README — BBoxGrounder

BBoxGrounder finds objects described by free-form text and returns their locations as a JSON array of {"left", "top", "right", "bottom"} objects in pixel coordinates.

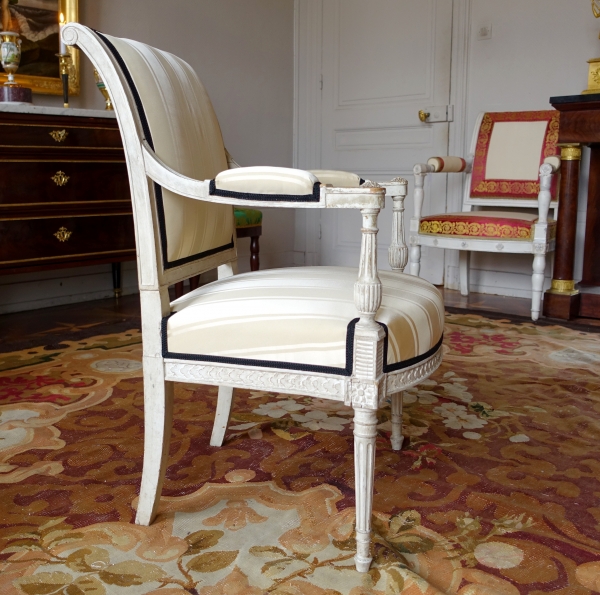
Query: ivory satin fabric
[
  {"left": 105, "top": 35, "right": 234, "bottom": 264},
  {"left": 167, "top": 267, "right": 444, "bottom": 371}
]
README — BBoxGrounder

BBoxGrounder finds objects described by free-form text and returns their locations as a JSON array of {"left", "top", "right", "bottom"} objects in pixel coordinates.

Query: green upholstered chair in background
[{"left": 234, "top": 207, "right": 262, "bottom": 271}]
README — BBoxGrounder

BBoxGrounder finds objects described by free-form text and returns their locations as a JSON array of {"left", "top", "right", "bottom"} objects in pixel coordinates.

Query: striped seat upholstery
[{"left": 166, "top": 267, "right": 444, "bottom": 374}]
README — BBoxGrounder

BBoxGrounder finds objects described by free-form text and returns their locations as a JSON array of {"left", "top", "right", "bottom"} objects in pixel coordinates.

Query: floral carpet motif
[{"left": 0, "top": 314, "right": 599, "bottom": 594}]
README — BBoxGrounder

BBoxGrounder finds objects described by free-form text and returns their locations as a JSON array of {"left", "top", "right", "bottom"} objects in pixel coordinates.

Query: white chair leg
[
  {"left": 409, "top": 244, "right": 421, "bottom": 276},
  {"left": 353, "top": 407, "right": 377, "bottom": 573},
  {"left": 135, "top": 356, "right": 174, "bottom": 526},
  {"left": 210, "top": 385, "right": 235, "bottom": 447},
  {"left": 531, "top": 253, "right": 546, "bottom": 321},
  {"left": 459, "top": 250, "right": 470, "bottom": 297},
  {"left": 390, "top": 392, "right": 404, "bottom": 451}
]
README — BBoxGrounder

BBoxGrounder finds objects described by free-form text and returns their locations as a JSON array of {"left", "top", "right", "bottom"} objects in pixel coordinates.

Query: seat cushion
[
  {"left": 165, "top": 267, "right": 444, "bottom": 376},
  {"left": 419, "top": 211, "right": 556, "bottom": 241},
  {"left": 234, "top": 208, "right": 263, "bottom": 229}
]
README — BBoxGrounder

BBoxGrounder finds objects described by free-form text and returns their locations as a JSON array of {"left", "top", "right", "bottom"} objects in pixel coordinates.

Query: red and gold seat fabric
[{"left": 419, "top": 211, "right": 556, "bottom": 241}]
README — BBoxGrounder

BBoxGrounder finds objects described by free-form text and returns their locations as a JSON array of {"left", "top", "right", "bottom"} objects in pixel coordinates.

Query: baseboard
[
  {"left": 445, "top": 265, "right": 552, "bottom": 299},
  {"left": 0, "top": 262, "right": 139, "bottom": 315}
]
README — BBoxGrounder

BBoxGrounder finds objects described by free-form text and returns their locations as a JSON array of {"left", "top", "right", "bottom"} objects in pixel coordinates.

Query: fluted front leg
[
  {"left": 387, "top": 178, "right": 409, "bottom": 272},
  {"left": 353, "top": 407, "right": 378, "bottom": 572},
  {"left": 351, "top": 202, "right": 385, "bottom": 572}
]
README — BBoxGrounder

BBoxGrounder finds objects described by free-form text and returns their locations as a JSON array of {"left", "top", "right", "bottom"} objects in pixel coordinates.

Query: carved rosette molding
[
  {"left": 165, "top": 361, "right": 346, "bottom": 400},
  {"left": 533, "top": 242, "right": 548, "bottom": 254},
  {"left": 386, "top": 348, "right": 443, "bottom": 394}
]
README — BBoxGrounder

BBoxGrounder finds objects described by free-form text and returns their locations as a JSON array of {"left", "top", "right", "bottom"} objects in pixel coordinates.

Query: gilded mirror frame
[{"left": 0, "top": 0, "right": 79, "bottom": 96}]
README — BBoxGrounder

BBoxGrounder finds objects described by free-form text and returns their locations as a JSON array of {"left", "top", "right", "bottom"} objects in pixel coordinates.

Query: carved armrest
[{"left": 142, "top": 143, "right": 385, "bottom": 210}]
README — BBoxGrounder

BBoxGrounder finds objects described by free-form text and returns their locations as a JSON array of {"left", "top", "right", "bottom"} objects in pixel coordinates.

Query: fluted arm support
[
  {"left": 384, "top": 177, "right": 408, "bottom": 272},
  {"left": 412, "top": 164, "right": 432, "bottom": 222},
  {"left": 354, "top": 207, "right": 382, "bottom": 325}
]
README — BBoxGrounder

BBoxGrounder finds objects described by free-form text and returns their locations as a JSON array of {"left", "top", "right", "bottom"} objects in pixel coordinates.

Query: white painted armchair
[
  {"left": 63, "top": 24, "right": 444, "bottom": 572},
  {"left": 410, "top": 111, "right": 560, "bottom": 321}
]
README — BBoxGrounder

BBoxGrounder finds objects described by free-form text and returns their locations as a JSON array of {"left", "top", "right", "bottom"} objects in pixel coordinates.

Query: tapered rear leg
[
  {"left": 390, "top": 392, "right": 404, "bottom": 451},
  {"left": 135, "top": 357, "right": 174, "bottom": 525}
]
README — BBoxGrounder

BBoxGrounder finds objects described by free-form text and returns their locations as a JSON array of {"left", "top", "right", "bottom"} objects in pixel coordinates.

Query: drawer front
[
  {"left": 0, "top": 122, "right": 123, "bottom": 149},
  {"left": 0, "top": 215, "right": 136, "bottom": 267},
  {"left": 0, "top": 162, "right": 131, "bottom": 210}
]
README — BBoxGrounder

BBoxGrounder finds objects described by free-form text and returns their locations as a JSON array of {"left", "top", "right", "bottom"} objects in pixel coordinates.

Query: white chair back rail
[{"left": 63, "top": 23, "right": 444, "bottom": 573}]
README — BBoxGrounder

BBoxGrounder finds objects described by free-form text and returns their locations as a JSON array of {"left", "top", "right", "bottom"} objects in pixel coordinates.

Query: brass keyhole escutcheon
[
  {"left": 418, "top": 110, "right": 430, "bottom": 123},
  {"left": 51, "top": 171, "right": 70, "bottom": 186},
  {"left": 49, "top": 129, "right": 68, "bottom": 143},
  {"left": 54, "top": 226, "right": 72, "bottom": 242}
]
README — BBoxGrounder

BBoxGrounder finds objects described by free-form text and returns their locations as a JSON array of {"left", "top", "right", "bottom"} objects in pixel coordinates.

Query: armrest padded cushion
[
  {"left": 309, "top": 169, "right": 363, "bottom": 187},
  {"left": 427, "top": 156, "right": 467, "bottom": 173},
  {"left": 214, "top": 166, "right": 319, "bottom": 196}
]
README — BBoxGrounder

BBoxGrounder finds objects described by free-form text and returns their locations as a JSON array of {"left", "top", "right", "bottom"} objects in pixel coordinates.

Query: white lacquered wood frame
[
  {"left": 63, "top": 24, "right": 439, "bottom": 573},
  {"left": 409, "top": 112, "right": 560, "bottom": 322}
]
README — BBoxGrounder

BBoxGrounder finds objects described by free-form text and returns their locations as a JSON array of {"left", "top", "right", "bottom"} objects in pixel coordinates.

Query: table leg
[
  {"left": 111, "top": 262, "right": 122, "bottom": 299},
  {"left": 543, "top": 144, "right": 581, "bottom": 319}
]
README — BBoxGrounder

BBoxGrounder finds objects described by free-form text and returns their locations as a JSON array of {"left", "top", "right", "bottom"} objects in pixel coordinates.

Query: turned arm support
[
  {"left": 142, "top": 142, "right": 384, "bottom": 210},
  {"left": 537, "top": 158, "right": 560, "bottom": 225},
  {"left": 412, "top": 157, "right": 472, "bottom": 221},
  {"left": 381, "top": 178, "right": 408, "bottom": 272}
]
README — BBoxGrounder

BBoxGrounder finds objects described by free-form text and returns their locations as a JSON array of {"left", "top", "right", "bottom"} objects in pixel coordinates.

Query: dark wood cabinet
[
  {"left": 544, "top": 95, "right": 600, "bottom": 320},
  {"left": 0, "top": 108, "right": 135, "bottom": 291}
]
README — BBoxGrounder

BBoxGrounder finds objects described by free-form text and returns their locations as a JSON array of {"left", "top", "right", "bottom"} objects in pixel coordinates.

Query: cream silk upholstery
[
  {"left": 104, "top": 35, "right": 234, "bottom": 265},
  {"left": 214, "top": 166, "right": 319, "bottom": 196},
  {"left": 167, "top": 267, "right": 444, "bottom": 371}
]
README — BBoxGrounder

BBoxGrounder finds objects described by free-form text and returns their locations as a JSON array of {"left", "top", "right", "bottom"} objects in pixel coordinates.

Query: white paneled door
[{"left": 317, "top": 0, "right": 453, "bottom": 284}]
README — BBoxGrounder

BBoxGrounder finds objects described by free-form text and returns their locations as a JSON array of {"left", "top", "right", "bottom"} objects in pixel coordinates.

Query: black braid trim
[{"left": 210, "top": 180, "right": 322, "bottom": 203}]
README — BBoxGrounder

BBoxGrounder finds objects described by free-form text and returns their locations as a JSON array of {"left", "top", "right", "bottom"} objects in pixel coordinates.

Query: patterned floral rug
[{"left": 1, "top": 313, "right": 599, "bottom": 594}]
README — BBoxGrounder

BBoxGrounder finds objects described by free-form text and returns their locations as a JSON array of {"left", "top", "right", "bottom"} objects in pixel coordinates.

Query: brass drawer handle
[
  {"left": 51, "top": 171, "right": 70, "bottom": 186},
  {"left": 50, "top": 129, "right": 68, "bottom": 143},
  {"left": 54, "top": 226, "right": 72, "bottom": 242}
]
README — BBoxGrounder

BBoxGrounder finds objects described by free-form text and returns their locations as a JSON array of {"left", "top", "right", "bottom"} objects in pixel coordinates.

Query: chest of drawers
[{"left": 0, "top": 108, "right": 135, "bottom": 294}]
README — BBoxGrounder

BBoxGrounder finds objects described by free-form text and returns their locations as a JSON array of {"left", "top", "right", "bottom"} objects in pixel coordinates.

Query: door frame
[{"left": 293, "top": 0, "right": 472, "bottom": 287}]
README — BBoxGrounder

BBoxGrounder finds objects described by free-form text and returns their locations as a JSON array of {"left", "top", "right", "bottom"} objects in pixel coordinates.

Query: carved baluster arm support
[{"left": 383, "top": 177, "right": 409, "bottom": 272}]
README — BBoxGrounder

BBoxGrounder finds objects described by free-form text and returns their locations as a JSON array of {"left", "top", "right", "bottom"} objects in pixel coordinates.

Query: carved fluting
[
  {"left": 386, "top": 349, "right": 443, "bottom": 394},
  {"left": 354, "top": 282, "right": 382, "bottom": 315},
  {"left": 353, "top": 407, "right": 377, "bottom": 572},
  {"left": 355, "top": 208, "right": 382, "bottom": 318},
  {"left": 388, "top": 185, "right": 408, "bottom": 272},
  {"left": 165, "top": 362, "right": 346, "bottom": 399}
]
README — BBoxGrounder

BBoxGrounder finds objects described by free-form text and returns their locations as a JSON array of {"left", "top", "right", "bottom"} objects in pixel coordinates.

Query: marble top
[{"left": 0, "top": 103, "right": 116, "bottom": 118}]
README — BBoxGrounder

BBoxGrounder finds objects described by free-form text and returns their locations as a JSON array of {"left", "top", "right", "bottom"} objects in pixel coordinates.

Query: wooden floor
[{"left": 1, "top": 289, "right": 599, "bottom": 353}]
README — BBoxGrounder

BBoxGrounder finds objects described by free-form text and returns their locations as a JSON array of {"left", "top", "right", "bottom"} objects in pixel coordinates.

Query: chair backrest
[
  {"left": 65, "top": 26, "right": 237, "bottom": 290},
  {"left": 465, "top": 110, "right": 560, "bottom": 209}
]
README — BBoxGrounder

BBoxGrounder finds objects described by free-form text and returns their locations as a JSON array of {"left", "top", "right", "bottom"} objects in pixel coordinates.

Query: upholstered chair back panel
[
  {"left": 104, "top": 34, "right": 235, "bottom": 266},
  {"left": 470, "top": 111, "right": 560, "bottom": 201}
]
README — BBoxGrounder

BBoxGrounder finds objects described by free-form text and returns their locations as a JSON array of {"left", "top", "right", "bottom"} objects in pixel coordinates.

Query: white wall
[
  {"left": 1, "top": 0, "right": 294, "bottom": 314},
  {"left": 446, "top": 0, "right": 596, "bottom": 298}
]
